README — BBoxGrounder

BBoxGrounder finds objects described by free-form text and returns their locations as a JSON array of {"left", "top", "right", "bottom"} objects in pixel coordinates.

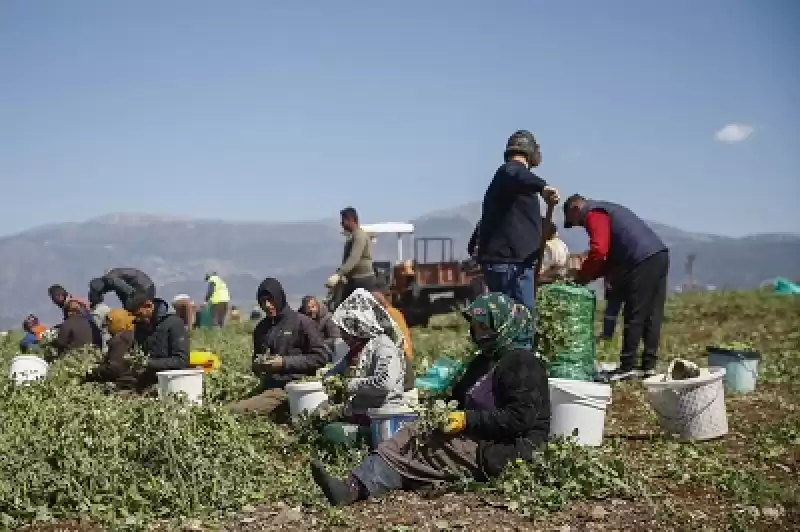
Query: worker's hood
[
  {"left": 152, "top": 298, "right": 176, "bottom": 322},
  {"left": 256, "top": 278, "right": 287, "bottom": 313}
]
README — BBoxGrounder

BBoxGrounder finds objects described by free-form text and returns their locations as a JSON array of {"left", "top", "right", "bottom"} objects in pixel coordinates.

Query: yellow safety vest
[{"left": 208, "top": 275, "right": 230, "bottom": 304}]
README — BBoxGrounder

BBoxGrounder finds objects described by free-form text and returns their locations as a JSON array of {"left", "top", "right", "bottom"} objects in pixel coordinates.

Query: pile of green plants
[{"left": 2, "top": 290, "right": 796, "bottom": 529}]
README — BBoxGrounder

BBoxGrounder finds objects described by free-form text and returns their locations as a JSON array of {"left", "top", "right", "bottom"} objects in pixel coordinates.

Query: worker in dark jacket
[
  {"left": 467, "top": 131, "right": 560, "bottom": 312},
  {"left": 230, "top": 278, "right": 327, "bottom": 419},
  {"left": 564, "top": 195, "right": 669, "bottom": 382},
  {"left": 299, "top": 295, "right": 341, "bottom": 346},
  {"left": 310, "top": 292, "right": 550, "bottom": 507},
  {"left": 50, "top": 300, "right": 95, "bottom": 358},
  {"left": 88, "top": 268, "right": 155, "bottom": 311},
  {"left": 126, "top": 290, "right": 190, "bottom": 389}
]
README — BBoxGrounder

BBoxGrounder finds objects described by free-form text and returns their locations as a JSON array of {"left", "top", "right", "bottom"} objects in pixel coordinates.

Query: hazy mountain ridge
[{"left": 1, "top": 203, "right": 798, "bottom": 330}]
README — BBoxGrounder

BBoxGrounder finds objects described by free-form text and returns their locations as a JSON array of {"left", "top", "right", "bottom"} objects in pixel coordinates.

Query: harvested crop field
[{"left": 2, "top": 291, "right": 798, "bottom": 531}]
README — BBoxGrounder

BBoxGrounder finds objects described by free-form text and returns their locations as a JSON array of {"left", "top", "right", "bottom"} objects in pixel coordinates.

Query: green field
[{"left": 1, "top": 291, "right": 798, "bottom": 531}]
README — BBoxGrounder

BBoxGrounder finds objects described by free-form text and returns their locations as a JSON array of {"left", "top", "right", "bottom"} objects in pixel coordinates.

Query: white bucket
[
  {"left": 9, "top": 356, "right": 48, "bottom": 385},
  {"left": 643, "top": 368, "right": 728, "bottom": 441},
  {"left": 285, "top": 380, "right": 329, "bottom": 422},
  {"left": 368, "top": 406, "right": 418, "bottom": 449},
  {"left": 156, "top": 369, "right": 205, "bottom": 405},
  {"left": 548, "top": 378, "right": 613, "bottom": 446}
]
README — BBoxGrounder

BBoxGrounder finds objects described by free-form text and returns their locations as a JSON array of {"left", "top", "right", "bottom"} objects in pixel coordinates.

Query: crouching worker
[
  {"left": 321, "top": 288, "right": 406, "bottom": 445},
  {"left": 84, "top": 308, "right": 138, "bottom": 390},
  {"left": 19, "top": 314, "right": 48, "bottom": 353},
  {"left": 127, "top": 290, "right": 190, "bottom": 390},
  {"left": 230, "top": 278, "right": 327, "bottom": 420},
  {"left": 310, "top": 293, "right": 550, "bottom": 506},
  {"left": 49, "top": 299, "right": 95, "bottom": 359}
]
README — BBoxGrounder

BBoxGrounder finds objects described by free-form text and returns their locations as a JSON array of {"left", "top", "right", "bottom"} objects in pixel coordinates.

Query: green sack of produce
[{"left": 536, "top": 282, "right": 597, "bottom": 381}]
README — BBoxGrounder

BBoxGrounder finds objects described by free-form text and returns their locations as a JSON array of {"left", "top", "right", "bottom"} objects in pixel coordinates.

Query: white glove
[{"left": 325, "top": 273, "right": 341, "bottom": 288}]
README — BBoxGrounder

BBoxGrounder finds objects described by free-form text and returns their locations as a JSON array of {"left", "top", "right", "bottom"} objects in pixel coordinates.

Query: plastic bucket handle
[{"left": 551, "top": 382, "right": 612, "bottom": 410}]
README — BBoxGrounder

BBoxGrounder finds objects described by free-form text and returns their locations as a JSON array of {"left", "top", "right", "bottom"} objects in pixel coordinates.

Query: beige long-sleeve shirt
[{"left": 337, "top": 227, "right": 374, "bottom": 279}]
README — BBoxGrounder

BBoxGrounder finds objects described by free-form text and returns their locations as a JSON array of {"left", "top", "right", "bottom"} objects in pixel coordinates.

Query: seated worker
[
  {"left": 299, "top": 295, "right": 341, "bottom": 347},
  {"left": 88, "top": 267, "right": 155, "bottom": 310},
  {"left": 310, "top": 292, "right": 550, "bottom": 507},
  {"left": 230, "top": 278, "right": 327, "bottom": 419},
  {"left": 48, "top": 284, "right": 103, "bottom": 347},
  {"left": 172, "top": 295, "right": 194, "bottom": 329},
  {"left": 126, "top": 290, "right": 190, "bottom": 390},
  {"left": 229, "top": 305, "right": 242, "bottom": 324},
  {"left": 48, "top": 284, "right": 91, "bottom": 319},
  {"left": 85, "top": 308, "right": 138, "bottom": 389},
  {"left": 370, "top": 288, "right": 415, "bottom": 391},
  {"left": 321, "top": 289, "right": 406, "bottom": 444},
  {"left": 50, "top": 299, "right": 95, "bottom": 358},
  {"left": 19, "top": 314, "right": 48, "bottom": 353},
  {"left": 537, "top": 219, "right": 569, "bottom": 285}
]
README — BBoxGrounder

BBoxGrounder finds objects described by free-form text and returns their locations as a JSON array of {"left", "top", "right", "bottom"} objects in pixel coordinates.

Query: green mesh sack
[{"left": 535, "top": 283, "right": 597, "bottom": 381}]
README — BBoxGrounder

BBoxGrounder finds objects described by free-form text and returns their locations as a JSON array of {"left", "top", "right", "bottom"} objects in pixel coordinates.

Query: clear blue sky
[{"left": 1, "top": 0, "right": 798, "bottom": 237}]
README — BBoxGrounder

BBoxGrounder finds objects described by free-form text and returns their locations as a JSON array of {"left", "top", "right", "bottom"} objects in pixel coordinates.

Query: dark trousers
[
  {"left": 210, "top": 302, "right": 228, "bottom": 327},
  {"left": 619, "top": 251, "right": 669, "bottom": 370},
  {"left": 602, "top": 296, "right": 623, "bottom": 340}
]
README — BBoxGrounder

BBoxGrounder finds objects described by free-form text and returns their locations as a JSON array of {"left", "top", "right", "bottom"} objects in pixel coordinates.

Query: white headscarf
[{"left": 332, "top": 288, "right": 400, "bottom": 343}]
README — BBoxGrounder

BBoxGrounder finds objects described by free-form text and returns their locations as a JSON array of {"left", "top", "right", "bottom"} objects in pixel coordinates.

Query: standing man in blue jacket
[
  {"left": 564, "top": 194, "right": 670, "bottom": 382},
  {"left": 468, "top": 130, "right": 561, "bottom": 313}
]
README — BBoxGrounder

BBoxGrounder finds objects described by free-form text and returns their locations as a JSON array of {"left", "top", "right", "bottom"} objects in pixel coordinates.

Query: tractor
[{"left": 326, "top": 223, "right": 483, "bottom": 326}]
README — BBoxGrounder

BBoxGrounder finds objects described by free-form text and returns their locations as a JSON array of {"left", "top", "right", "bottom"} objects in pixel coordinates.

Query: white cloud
[{"left": 714, "top": 123, "right": 754, "bottom": 143}]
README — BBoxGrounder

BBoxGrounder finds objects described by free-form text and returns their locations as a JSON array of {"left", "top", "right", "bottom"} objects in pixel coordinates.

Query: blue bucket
[
  {"left": 707, "top": 346, "right": 761, "bottom": 394},
  {"left": 368, "top": 406, "right": 418, "bottom": 449}
]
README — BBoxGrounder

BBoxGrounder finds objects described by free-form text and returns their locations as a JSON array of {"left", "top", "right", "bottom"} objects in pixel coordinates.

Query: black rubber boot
[{"left": 310, "top": 460, "right": 362, "bottom": 507}]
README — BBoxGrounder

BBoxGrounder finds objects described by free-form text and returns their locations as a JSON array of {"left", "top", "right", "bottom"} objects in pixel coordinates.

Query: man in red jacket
[{"left": 564, "top": 195, "right": 669, "bottom": 382}]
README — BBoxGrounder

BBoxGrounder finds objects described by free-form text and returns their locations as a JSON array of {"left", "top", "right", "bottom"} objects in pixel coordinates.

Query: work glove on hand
[
  {"left": 442, "top": 411, "right": 467, "bottom": 434},
  {"left": 325, "top": 273, "right": 341, "bottom": 289},
  {"left": 542, "top": 186, "right": 561, "bottom": 205}
]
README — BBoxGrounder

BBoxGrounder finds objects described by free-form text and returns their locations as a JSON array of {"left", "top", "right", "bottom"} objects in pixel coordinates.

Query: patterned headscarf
[
  {"left": 332, "top": 288, "right": 400, "bottom": 343},
  {"left": 463, "top": 292, "right": 534, "bottom": 355}
]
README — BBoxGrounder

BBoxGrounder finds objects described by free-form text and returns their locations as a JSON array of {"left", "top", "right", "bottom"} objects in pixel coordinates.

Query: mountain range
[{"left": 1, "top": 202, "right": 798, "bottom": 330}]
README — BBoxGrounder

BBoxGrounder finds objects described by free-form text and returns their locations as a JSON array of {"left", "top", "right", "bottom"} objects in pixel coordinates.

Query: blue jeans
[{"left": 482, "top": 263, "right": 535, "bottom": 313}]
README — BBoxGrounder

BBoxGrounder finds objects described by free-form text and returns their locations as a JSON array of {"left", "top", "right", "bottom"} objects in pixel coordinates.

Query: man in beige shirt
[{"left": 326, "top": 207, "right": 377, "bottom": 303}]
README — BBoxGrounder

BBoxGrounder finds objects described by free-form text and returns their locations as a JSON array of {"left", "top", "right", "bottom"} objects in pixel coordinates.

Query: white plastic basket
[{"left": 643, "top": 368, "right": 728, "bottom": 441}]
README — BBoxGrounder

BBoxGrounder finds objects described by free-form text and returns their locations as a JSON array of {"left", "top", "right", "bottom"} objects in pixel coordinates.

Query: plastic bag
[
  {"left": 536, "top": 283, "right": 596, "bottom": 381},
  {"left": 414, "top": 355, "right": 466, "bottom": 394},
  {"left": 773, "top": 277, "right": 800, "bottom": 295}
]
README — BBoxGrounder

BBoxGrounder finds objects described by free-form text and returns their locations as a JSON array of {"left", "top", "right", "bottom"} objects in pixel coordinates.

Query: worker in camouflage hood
[
  {"left": 230, "top": 278, "right": 327, "bottom": 419},
  {"left": 88, "top": 268, "right": 155, "bottom": 311},
  {"left": 563, "top": 194, "right": 669, "bottom": 382},
  {"left": 468, "top": 130, "right": 561, "bottom": 313}
]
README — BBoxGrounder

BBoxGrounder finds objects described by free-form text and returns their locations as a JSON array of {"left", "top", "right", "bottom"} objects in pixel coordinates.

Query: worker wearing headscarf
[
  {"left": 85, "top": 308, "right": 137, "bottom": 387},
  {"left": 310, "top": 292, "right": 550, "bottom": 507},
  {"left": 325, "top": 289, "right": 406, "bottom": 420}
]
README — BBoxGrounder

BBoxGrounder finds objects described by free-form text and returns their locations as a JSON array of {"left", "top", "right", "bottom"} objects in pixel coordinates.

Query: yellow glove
[
  {"left": 325, "top": 273, "right": 342, "bottom": 288},
  {"left": 443, "top": 411, "right": 467, "bottom": 434}
]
